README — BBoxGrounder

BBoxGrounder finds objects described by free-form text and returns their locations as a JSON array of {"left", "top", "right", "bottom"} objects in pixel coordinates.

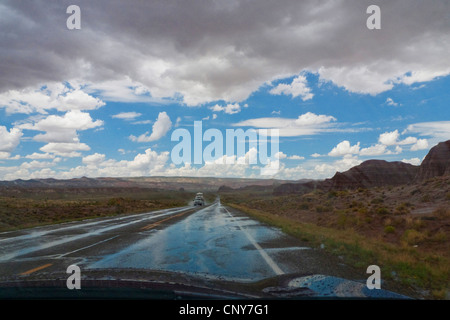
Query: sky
[{"left": 0, "top": 0, "right": 449, "bottom": 181}]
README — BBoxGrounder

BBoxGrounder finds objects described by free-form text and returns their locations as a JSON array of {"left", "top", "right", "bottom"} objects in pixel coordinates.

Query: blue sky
[{"left": 0, "top": 1, "right": 449, "bottom": 180}]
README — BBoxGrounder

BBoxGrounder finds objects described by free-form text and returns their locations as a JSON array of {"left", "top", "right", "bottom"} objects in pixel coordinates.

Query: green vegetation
[
  {"left": 220, "top": 181, "right": 450, "bottom": 299},
  {"left": 0, "top": 188, "right": 197, "bottom": 232}
]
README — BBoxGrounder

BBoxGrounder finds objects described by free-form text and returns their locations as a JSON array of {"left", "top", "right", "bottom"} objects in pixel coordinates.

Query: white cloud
[
  {"left": 378, "top": 130, "right": 400, "bottom": 146},
  {"left": 328, "top": 140, "right": 360, "bottom": 157},
  {"left": 20, "top": 159, "right": 59, "bottom": 170},
  {"left": 83, "top": 78, "right": 160, "bottom": 103},
  {"left": 0, "top": 126, "right": 22, "bottom": 154},
  {"left": 0, "top": 82, "right": 105, "bottom": 114},
  {"left": 386, "top": 98, "right": 399, "bottom": 107},
  {"left": 269, "top": 75, "right": 313, "bottom": 101},
  {"left": 19, "top": 110, "right": 103, "bottom": 143},
  {"left": 359, "top": 143, "right": 387, "bottom": 156},
  {"left": 25, "top": 152, "right": 55, "bottom": 160},
  {"left": 112, "top": 112, "right": 142, "bottom": 120},
  {"left": 410, "top": 138, "right": 429, "bottom": 151},
  {"left": 378, "top": 130, "right": 420, "bottom": 147},
  {"left": 40, "top": 142, "right": 90, "bottom": 158},
  {"left": 401, "top": 158, "right": 421, "bottom": 166},
  {"left": 209, "top": 103, "right": 247, "bottom": 115},
  {"left": 275, "top": 151, "right": 287, "bottom": 160},
  {"left": 311, "top": 153, "right": 321, "bottom": 158},
  {"left": 318, "top": 66, "right": 395, "bottom": 96},
  {"left": 404, "top": 121, "right": 450, "bottom": 141},
  {"left": 82, "top": 153, "right": 106, "bottom": 166},
  {"left": 235, "top": 112, "right": 337, "bottom": 137},
  {"left": 129, "top": 111, "right": 172, "bottom": 142},
  {"left": 287, "top": 155, "right": 305, "bottom": 160}
]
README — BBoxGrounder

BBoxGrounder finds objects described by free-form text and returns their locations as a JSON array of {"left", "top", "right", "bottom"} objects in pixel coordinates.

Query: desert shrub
[
  {"left": 402, "top": 229, "right": 427, "bottom": 245},
  {"left": 371, "top": 197, "right": 384, "bottom": 204},
  {"left": 299, "top": 202, "right": 310, "bottom": 210},
  {"left": 316, "top": 205, "right": 333, "bottom": 213},
  {"left": 395, "top": 202, "right": 411, "bottom": 215},
  {"left": 420, "top": 194, "right": 431, "bottom": 202},
  {"left": 433, "top": 206, "right": 450, "bottom": 218},
  {"left": 430, "top": 231, "right": 447, "bottom": 243},
  {"left": 384, "top": 225, "right": 396, "bottom": 234},
  {"left": 376, "top": 207, "right": 390, "bottom": 215},
  {"left": 327, "top": 191, "right": 338, "bottom": 198}
]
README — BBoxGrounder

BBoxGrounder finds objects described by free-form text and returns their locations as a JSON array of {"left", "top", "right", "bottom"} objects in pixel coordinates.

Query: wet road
[
  {"left": 0, "top": 200, "right": 336, "bottom": 282},
  {"left": 0, "top": 200, "right": 411, "bottom": 298}
]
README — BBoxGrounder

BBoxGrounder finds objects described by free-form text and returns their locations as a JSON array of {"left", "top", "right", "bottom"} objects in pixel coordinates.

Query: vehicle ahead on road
[{"left": 193, "top": 192, "right": 205, "bottom": 206}]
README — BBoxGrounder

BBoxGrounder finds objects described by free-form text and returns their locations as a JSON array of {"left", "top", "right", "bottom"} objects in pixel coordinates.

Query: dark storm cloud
[{"left": 1, "top": 0, "right": 449, "bottom": 105}]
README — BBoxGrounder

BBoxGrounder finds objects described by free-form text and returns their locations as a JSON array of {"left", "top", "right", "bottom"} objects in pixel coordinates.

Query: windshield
[{"left": 0, "top": 0, "right": 449, "bottom": 311}]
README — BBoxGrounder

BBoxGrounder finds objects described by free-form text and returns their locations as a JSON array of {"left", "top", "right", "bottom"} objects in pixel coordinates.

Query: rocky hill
[
  {"left": 415, "top": 140, "right": 450, "bottom": 182},
  {"left": 324, "top": 160, "right": 419, "bottom": 189},
  {"left": 274, "top": 139, "right": 450, "bottom": 194}
]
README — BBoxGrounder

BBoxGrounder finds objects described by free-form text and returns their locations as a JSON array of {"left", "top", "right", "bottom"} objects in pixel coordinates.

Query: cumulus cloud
[
  {"left": 82, "top": 153, "right": 106, "bottom": 166},
  {"left": 130, "top": 112, "right": 172, "bottom": 142},
  {"left": 40, "top": 142, "right": 90, "bottom": 158},
  {"left": 287, "top": 155, "right": 305, "bottom": 160},
  {"left": 0, "top": 126, "right": 22, "bottom": 154},
  {"left": 209, "top": 103, "right": 247, "bottom": 115},
  {"left": 25, "top": 152, "right": 55, "bottom": 160},
  {"left": 1, "top": 1, "right": 449, "bottom": 105},
  {"left": 378, "top": 130, "right": 424, "bottom": 148},
  {"left": 401, "top": 158, "right": 421, "bottom": 166},
  {"left": 328, "top": 140, "right": 360, "bottom": 157},
  {"left": 19, "top": 110, "right": 103, "bottom": 144},
  {"left": 410, "top": 138, "right": 429, "bottom": 151},
  {"left": 0, "top": 83, "right": 105, "bottom": 114},
  {"left": 385, "top": 97, "right": 399, "bottom": 107},
  {"left": 359, "top": 143, "right": 388, "bottom": 156},
  {"left": 378, "top": 130, "right": 400, "bottom": 146},
  {"left": 269, "top": 75, "right": 313, "bottom": 101}
]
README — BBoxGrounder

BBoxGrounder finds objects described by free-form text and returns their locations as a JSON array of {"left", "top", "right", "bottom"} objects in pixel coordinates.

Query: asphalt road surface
[{"left": 0, "top": 200, "right": 409, "bottom": 298}]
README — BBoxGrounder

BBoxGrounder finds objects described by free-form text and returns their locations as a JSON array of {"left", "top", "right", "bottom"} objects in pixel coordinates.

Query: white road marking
[
  {"left": 57, "top": 235, "right": 120, "bottom": 258},
  {"left": 0, "top": 207, "right": 193, "bottom": 262},
  {"left": 221, "top": 203, "right": 285, "bottom": 276}
]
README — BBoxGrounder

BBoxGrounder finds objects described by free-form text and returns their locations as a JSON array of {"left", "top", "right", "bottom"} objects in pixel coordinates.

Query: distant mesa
[
  {"left": 274, "top": 139, "right": 450, "bottom": 194},
  {"left": 218, "top": 185, "right": 234, "bottom": 192},
  {"left": 414, "top": 140, "right": 450, "bottom": 182},
  {"left": 324, "top": 160, "right": 419, "bottom": 189}
]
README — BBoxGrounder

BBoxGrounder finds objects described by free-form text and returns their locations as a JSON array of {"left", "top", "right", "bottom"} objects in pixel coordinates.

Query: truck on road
[{"left": 193, "top": 193, "right": 205, "bottom": 206}]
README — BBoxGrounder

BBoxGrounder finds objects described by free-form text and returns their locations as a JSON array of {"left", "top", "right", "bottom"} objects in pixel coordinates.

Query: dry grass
[
  {"left": 0, "top": 188, "right": 197, "bottom": 232},
  {"left": 220, "top": 178, "right": 450, "bottom": 299}
]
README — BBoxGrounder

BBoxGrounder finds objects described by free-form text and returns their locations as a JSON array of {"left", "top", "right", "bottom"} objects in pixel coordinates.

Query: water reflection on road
[{"left": 88, "top": 201, "right": 307, "bottom": 281}]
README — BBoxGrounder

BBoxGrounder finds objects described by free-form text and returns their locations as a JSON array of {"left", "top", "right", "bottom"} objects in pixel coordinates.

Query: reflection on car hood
[{"left": 0, "top": 269, "right": 411, "bottom": 300}]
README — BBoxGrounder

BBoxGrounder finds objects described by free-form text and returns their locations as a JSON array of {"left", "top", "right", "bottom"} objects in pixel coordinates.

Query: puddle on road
[{"left": 88, "top": 204, "right": 310, "bottom": 281}]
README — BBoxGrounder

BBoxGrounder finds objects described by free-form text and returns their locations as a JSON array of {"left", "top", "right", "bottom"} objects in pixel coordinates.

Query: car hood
[{"left": 0, "top": 269, "right": 411, "bottom": 300}]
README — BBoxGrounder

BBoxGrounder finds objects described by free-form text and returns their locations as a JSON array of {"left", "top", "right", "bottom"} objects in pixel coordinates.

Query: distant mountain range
[
  {"left": 0, "top": 175, "right": 289, "bottom": 192},
  {"left": 274, "top": 140, "right": 450, "bottom": 194},
  {"left": 1, "top": 140, "right": 449, "bottom": 194}
]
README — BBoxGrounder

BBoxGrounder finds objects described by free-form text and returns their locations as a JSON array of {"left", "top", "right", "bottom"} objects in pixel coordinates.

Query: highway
[{"left": 0, "top": 200, "right": 408, "bottom": 298}]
